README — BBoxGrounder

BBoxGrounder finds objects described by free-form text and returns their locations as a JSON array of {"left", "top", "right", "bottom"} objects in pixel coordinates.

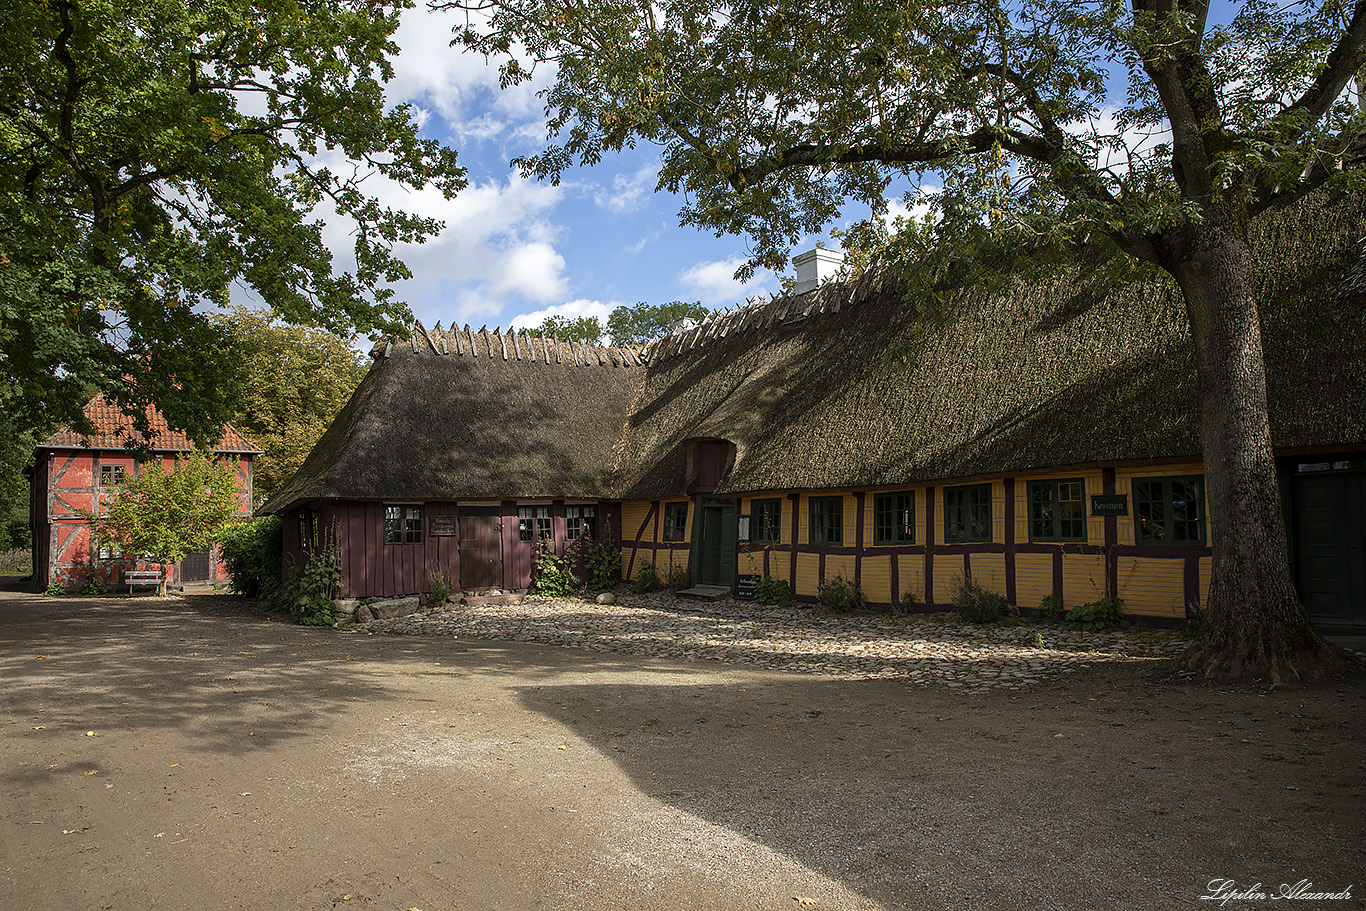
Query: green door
[
  {"left": 1291, "top": 472, "right": 1366, "bottom": 628},
  {"left": 696, "top": 498, "right": 738, "bottom": 588}
]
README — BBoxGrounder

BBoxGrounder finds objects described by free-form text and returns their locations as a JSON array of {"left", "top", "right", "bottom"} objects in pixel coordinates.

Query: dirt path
[{"left": 1, "top": 588, "right": 1362, "bottom": 910}]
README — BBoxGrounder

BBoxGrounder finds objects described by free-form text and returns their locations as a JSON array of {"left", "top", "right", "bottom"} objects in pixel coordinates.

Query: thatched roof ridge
[
  {"left": 261, "top": 323, "right": 643, "bottom": 514},
  {"left": 1339, "top": 238, "right": 1366, "bottom": 305},
  {"left": 616, "top": 189, "right": 1366, "bottom": 500}
]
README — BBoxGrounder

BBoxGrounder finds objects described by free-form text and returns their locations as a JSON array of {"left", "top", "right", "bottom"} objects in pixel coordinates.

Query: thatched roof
[
  {"left": 265, "top": 188, "right": 1366, "bottom": 514},
  {"left": 260, "top": 327, "right": 644, "bottom": 513},
  {"left": 616, "top": 189, "right": 1366, "bottom": 499}
]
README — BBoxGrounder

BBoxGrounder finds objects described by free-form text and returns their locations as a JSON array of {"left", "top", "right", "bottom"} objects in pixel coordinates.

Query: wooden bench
[{"left": 126, "top": 570, "right": 162, "bottom": 594}]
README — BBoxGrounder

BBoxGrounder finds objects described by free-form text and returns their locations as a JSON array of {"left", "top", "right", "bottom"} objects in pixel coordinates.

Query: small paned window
[
  {"left": 663, "top": 502, "right": 689, "bottom": 542},
  {"left": 752, "top": 498, "right": 782, "bottom": 545},
  {"left": 384, "top": 505, "right": 423, "bottom": 544},
  {"left": 944, "top": 484, "right": 993, "bottom": 543},
  {"left": 1134, "top": 476, "right": 1206, "bottom": 545},
  {"left": 518, "top": 506, "right": 552, "bottom": 542},
  {"left": 566, "top": 505, "right": 597, "bottom": 540},
  {"left": 873, "top": 492, "right": 915, "bottom": 545},
  {"left": 99, "top": 465, "right": 126, "bottom": 487},
  {"left": 1028, "top": 479, "right": 1087, "bottom": 542},
  {"left": 809, "top": 496, "right": 844, "bottom": 546}
]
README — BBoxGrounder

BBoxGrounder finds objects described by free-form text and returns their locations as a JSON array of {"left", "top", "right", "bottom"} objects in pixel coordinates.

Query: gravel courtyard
[{"left": 2, "top": 586, "right": 1362, "bottom": 911}]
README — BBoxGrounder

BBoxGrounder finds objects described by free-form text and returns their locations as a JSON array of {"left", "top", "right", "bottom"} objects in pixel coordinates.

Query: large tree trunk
[{"left": 1164, "top": 216, "right": 1359, "bottom": 684}]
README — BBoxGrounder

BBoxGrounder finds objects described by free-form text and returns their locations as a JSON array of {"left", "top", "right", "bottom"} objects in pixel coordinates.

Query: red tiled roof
[{"left": 39, "top": 395, "right": 261, "bottom": 453}]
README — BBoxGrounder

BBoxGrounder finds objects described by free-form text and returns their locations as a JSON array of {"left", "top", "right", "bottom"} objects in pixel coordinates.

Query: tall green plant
[
  {"left": 220, "top": 515, "right": 283, "bottom": 599},
  {"left": 291, "top": 524, "right": 340, "bottom": 626},
  {"left": 84, "top": 451, "right": 240, "bottom": 595},
  {"left": 531, "top": 538, "right": 577, "bottom": 597}
]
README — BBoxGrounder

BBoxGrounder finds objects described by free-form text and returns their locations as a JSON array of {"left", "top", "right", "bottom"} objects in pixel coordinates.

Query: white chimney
[{"left": 792, "top": 247, "right": 845, "bottom": 294}]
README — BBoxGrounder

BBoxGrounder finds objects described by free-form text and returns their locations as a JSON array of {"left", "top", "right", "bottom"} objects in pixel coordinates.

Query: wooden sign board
[
  {"left": 1090, "top": 495, "right": 1129, "bottom": 516},
  {"left": 429, "top": 515, "right": 458, "bottom": 536}
]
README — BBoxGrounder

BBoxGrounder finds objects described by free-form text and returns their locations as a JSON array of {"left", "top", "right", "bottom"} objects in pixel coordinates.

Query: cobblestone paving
[{"left": 362, "top": 593, "right": 1188, "bottom": 692}]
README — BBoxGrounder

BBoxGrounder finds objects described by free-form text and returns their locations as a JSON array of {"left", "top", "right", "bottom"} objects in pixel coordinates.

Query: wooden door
[
  {"left": 460, "top": 509, "right": 503, "bottom": 590},
  {"left": 697, "top": 499, "right": 738, "bottom": 588},
  {"left": 1292, "top": 472, "right": 1366, "bottom": 629}
]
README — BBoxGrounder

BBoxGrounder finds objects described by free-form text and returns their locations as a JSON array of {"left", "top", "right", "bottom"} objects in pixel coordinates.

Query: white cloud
[
  {"left": 678, "top": 257, "right": 774, "bottom": 306},
  {"left": 508, "top": 298, "right": 617, "bottom": 332},
  {"left": 489, "top": 242, "right": 567, "bottom": 302},
  {"left": 592, "top": 164, "right": 658, "bottom": 214}
]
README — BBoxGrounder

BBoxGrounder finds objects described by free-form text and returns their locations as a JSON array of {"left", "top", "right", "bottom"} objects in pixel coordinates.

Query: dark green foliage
[
  {"left": 427, "top": 566, "right": 454, "bottom": 605},
  {"left": 953, "top": 579, "right": 1015, "bottom": 624},
  {"left": 0, "top": 0, "right": 465, "bottom": 453},
  {"left": 606, "top": 301, "right": 711, "bottom": 346},
  {"left": 535, "top": 315, "right": 604, "bottom": 344},
  {"left": 582, "top": 534, "right": 622, "bottom": 592},
  {"left": 753, "top": 576, "right": 791, "bottom": 606},
  {"left": 220, "top": 516, "right": 284, "bottom": 599},
  {"left": 1039, "top": 594, "right": 1067, "bottom": 624},
  {"left": 893, "top": 590, "right": 920, "bottom": 616},
  {"left": 817, "top": 576, "right": 866, "bottom": 613},
  {"left": 1066, "top": 598, "right": 1126, "bottom": 632},
  {"left": 290, "top": 537, "right": 340, "bottom": 626},
  {"left": 531, "top": 539, "right": 577, "bottom": 597},
  {"left": 631, "top": 561, "right": 662, "bottom": 594},
  {"left": 662, "top": 561, "right": 691, "bottom": 591}
]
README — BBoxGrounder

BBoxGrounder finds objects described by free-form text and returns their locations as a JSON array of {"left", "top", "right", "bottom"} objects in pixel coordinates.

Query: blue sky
[{"left": 348, "top": 4, "right": 802, "bottom": 339}]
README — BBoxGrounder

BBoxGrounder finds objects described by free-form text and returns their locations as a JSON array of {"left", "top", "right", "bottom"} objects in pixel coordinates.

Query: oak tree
[
  {"left": 1, "top": 0, "right": 465, "bottom": 447},
  {"left": 448, "top": 0, "right": 1366, "bottom": 681}
]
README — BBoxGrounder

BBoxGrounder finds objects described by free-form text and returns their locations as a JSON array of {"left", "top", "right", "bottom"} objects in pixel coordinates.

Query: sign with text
[
  {"left": 735, "top": 574, "right": 759, "bottom": 601},
  {"left": 1090, "top": 494, "right": 1129, "bottom": 516},
  {"left": 429, "top": 515, "right": 458, "bottom": 536}
]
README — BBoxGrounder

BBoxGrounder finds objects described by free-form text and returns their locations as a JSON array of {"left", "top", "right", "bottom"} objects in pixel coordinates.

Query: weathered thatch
[
  {"left": 261, "top": 326, "right": 644, "bottom": 513},
  {"left": 616, "top": 189, "right": 1366, "bottom": 499},
  {"left": 1339, "top": 237, "right": 1366, "bottom": 305},
  {"left": 265, "top": 188, "right": 1365, "bottom": 513}
]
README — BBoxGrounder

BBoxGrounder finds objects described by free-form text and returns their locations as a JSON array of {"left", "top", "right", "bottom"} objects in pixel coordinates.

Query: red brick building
[{"left": 30, "top": 395, "right": 260, "bottom": 590}]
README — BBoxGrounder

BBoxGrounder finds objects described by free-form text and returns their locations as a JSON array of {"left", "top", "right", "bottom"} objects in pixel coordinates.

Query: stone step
[{"left": 676, "top": 585, "right": 732, "bottom": 602}]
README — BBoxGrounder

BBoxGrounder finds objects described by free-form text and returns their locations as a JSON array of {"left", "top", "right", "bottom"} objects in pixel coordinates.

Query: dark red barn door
[{"left": 460, "top": 508, "right": 503, "bottom": 590}]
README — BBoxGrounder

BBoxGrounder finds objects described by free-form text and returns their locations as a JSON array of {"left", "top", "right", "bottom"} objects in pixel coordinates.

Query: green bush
[
  {"left": 45, "top": 581, "right": 65, "bottom": 596},
  {"left": 631, "top": 561, "right": 662, "bottom": 593},
  {"left": 952, "top": 578, "right": 1015, "bottom": 624},
  {"left": 753, "top": 576, "right": 791, "bottom": 605},
  {"left": 1038, "top": 593, "right": 1066, "bottom": 623},
  {"left": 291, "top": 539, "right": 339, "bottom": 626},
  {"left": 583, "top": 534, "right": 621, "bottom": 591},
  {"left": 1065, "top": 598, "right": 1125, "bottom": 631},
  {"left": 663, "top": 561, "right": 690, "bottom": 591},
  {"left": 220, "top": 516, "right": 283, "bottom": 599},
  {"left": 427, "top": 565, "right": 454, "bottom": 605},
  {"left": 531, "top": 538, "right": 577, "bottom": 596},
  {"left": 893, "top": 590, "right": 920, "bottom": 616},
  {"left": 817, "top": 575, "right": 867, "bottom": 613}
]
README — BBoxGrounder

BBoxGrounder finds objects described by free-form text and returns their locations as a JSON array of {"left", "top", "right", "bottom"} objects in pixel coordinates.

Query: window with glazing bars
[
  {"left": 517, "top": 506, "right": 552, "bottom": 542},
  {"left": 1133, "top": 476, "right": 1205, "bottom": 545},
  {"left": 1028, "top": 479, "right": 1087, "bottom": 542},
  {"left": 873, "top": 492, "right": 915, "bottom": 545},
  {"left": 566, "top": 505, "right": 597, "bottom": 540},
  {"left": 662, "top": 502, "right": 689, "bottom": 541},
  {"left": 809, "top": 496, "right": 844, "bottom": 546},
  {"left": 751, "top": 498, "right": 782, "bottom": 544},
  {"left": 384, "top": 505, "right": 423, "bottom": 544},
  {"left": 944, "top": 484, "right": 993, "bottom": 543}
]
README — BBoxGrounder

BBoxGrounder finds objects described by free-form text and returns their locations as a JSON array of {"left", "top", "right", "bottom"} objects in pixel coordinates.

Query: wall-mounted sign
[
  {"left": 429, "top": 515, "right": 458, "bottom": 536},
  {"left": 1090, "top": 494, "right": 1129, "bottom": 516},
  {"left": 735, "top": 574, "right": 759, "bottom": 601}
]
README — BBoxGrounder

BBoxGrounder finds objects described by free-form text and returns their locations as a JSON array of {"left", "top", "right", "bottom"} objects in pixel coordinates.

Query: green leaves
[
  {"left": 87, "top": 450, "right": 241, "bottom": 568},
  {"left": 0, "top": 0, "right": 466, "bottom": 447}
]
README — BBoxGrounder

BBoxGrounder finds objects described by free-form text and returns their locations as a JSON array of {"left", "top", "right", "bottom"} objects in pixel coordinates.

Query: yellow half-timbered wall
[{"left": 617, "top": 462, "right": 1212, "bottom": 622}]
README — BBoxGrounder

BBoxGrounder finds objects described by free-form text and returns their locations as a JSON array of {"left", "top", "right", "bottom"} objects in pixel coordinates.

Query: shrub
[
  {"left": 1066, "top": 598, "right": 1125, "bottom": 631},
  {"left": 583, "top": 534, "right": 621, "bottom": 591},
  {"left": 753, "top": 576, "right": 791, "bottom": 605},
  {"left": 952, "top": 578, "right": 1015, "bottom": 624},
  {"left": 427, "top": 566, "right": 454, "bottom": 606},
  {"left": 290, "top": 537, "right": 340, "bottom": 626},
  {"left": 531, "top": 538, "right": 577, "bottom": 596},
  {"left": 78, "top": 575, "right": 104, "bottom": 596},
  {"left": 220, "top": 516, "right": 284, "bottom": 599},
  {"left": 663, "top": 561, "right": 690, "bottom": 591},
  {"left": 1038, "top": 593, "right": 1066, "bottom": 623},
  {"left": 893, "top": 590, "right": 920, "bottom": 616},
  {"left": 631, "top": 561, "right": 662, "bottom": 593},
  {"left": 817, "top": 575, "right": 866, "bottom": 613},
  {"left": 45, "top": 581, "right": 65, "bottom": 596}
]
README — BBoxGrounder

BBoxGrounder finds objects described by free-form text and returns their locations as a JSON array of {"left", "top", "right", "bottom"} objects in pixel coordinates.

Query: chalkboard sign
[
  {"left": 1090, "top": 494, "right": 1129, "bottom": 516},
  {"left": 429, "top": 515, "right": 458, "bottom": 536},
  {"left": 735, "top": 574, "right": 760, "bottom": 601}
]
